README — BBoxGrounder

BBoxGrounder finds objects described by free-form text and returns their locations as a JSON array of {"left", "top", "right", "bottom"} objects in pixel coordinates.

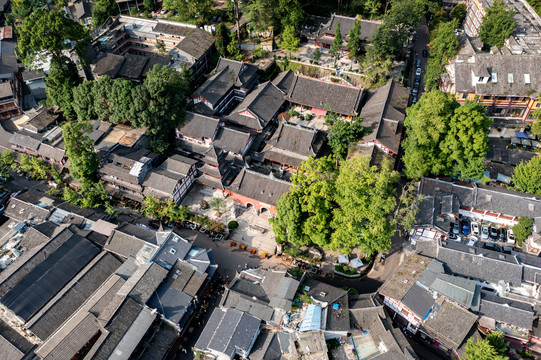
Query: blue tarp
[{"left": 515, "top": 131, "right": 529, "bottom": 139}]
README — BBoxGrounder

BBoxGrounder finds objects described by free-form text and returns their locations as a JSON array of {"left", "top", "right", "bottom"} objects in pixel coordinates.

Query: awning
[
  {"left": 338, "top": 254, "right": 349, "bottom": 264},
  {"left": 351, "top": 257, "right": 364, "bottom": 268},
  {"left": 311, "top": 107, "right": 327, "bottom": 116},
  {"left": 515, "top": 131, "right": 529, "bottom": 139}
]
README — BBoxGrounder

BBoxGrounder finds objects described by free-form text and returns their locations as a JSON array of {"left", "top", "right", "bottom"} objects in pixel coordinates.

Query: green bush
[
  {"left": 228, "top": 220, "right": 239, "bottom": 229},
  {"left": 513, "top": 216, "right": 533, "bottom": 246},
  {"left": 252, "top": 47, "right": 268, "bottom": 60}
]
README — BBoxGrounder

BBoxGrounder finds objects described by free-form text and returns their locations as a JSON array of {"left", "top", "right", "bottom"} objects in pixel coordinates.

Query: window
[
  {"left": 478, "top": 76, "right": 484, "bottom": 82},
  {"left": 524, "top": 74, "right": 531, "bottom": 84},
  {"left": 491, "top": 72, "right": 498, "bottom": 83},
  {"left": 508, "top": 73, "right": 514, "bottom": 83}
]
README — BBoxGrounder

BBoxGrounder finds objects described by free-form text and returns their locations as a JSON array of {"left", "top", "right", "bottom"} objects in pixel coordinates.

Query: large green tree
[
  {"left": 16, "top": 9, "right": 91, "bottom": 66},
  {"left": 45, "top": 57, "right": 82, "bottom": 120},
  {"left": 425, "top": 20, "right": 459, "bottom": 90},
  {"left": 441, "top": 101, "right": 492, "bottom": 180},
  {"left": 280, "top": 25, "right": 300, "bottom": 58},
  {"left": 512, "top": 155, "right": 541, "bottom": 195},
  {"left": 163, "top": 0, "right": 213, "bottom": 23},
  {"left": 330, "top": 22, "right": 343, "bottom": 57},
  {"left": 11, "top": 0, "right": 40, "bottom": 20},
  {"left": 330, "top": 156, "right": 399, "bottom": 254},
  {"left": 62, "top": 120, "right": 98, "bottom": 181},
  {"left": 278, "top": 0, "right": 303, "bottom": 31},
  {"left": 346, "top": 19, "right": 361, "bottom": 57},
  {"left": 92, "top": 0, "right": 119, "bottom": 29},
  {"left": 450, "top": 3, "right": 467, "bottom": 23},
  {"left": 513, "top": 217, "right": 533, "bottom": 246},
  {"left": 478, "top": 0, "right": 516, "bottom": 48},
  {"left": 328, "top": 117, "right": 366, "bottom": 158},
  {"left": 271, "top": 156, "right": 399, "bottom": 255},
  {"left": 245, "top": 0, "right": 279, "bottom": 32},
  {"left": 464, "top": 337, "right": 508, "bottom": 360},
  {"left": 402, "top": 91, "right": 459, "bottom": 178}
]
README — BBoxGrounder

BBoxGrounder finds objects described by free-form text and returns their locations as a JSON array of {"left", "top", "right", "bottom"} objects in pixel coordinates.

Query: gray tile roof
[
  {"left": 454, "top": 54, "right": 541, "bottom": 97},
  {"left": 227, "top": 81, "right": 285, "bottom": 130},
  {"left": 37, "top": 143, "right": 65, "bottom": 162},
  {"left": 401, "top": 283, "right": 435, "bottom": 319},
  {"left": 141, "top": 52, "right": 171, "bottom": 77},
  {"left": 213, "top": 126, "right": 252, "bottom": 155},
  {"left": 419, "top": 177, "right": 541, "bottom": 220},
  {"left": 0, "top": 234, "right": 99, "bottom": 322},
  {"left": 193, "top": 67, "right": 236, "bottom": 106},
  {"left": 195, "top": 308, "right": 261, "bottom": 356},
  {"left": 0, "top": 335, "right": 24, "bottom": 360},
  {"left": 117, "top": 53, "right": 149, "bottom": 80},
  {"left": 10, "top": 131, "right": 41, "bottom": 151},
  {"left": 360, "top": 80, "right": 409, "bottom": 154},
  {"left": 147, "top": 283, "right": 193, "bottom": 325},
  {"left": 262, "top": 122, "right": 324, "bottom": 168},
  {"left": 429, "top": 274, "right": 480, "bottom": 311},
  {"left": 286, "top": 75, "right": 363, "bottom": 116},
  {"left": 105, "top": 224, "right": 158, "bottom": 259},
  {"left": 227, "top": 168, "right": 291, "bottom": 207},
  {"left": 178, "top": 111, "right": 221, "bottom": 140},
  {"left": 0, "top": 81, "right": 13, "bottom": 98},
  {"left": 323, "top": 14, "right": 383, "bottom": 41},
  {"left": 152, "top": 22, "right": 193, "bottom": 36},
  {"left": 128, "top": 262, "right": 168, "bottom": 305},
  {"left": 379, "top": 254, "right": 432, "bottom": 301},
  {"left": 272, "top": 70, "right": 295, "bottom": 94},
  {"left": 479, "top": 292, "right": 534, "bottom": 330},
  {"left": 215, "top": 57, "right": 259, "bottom": 90},
  {"left": 93, "top": 297, "right": 144, "bottom": 360},
  {"left": 24, "top": 109, "right": 59, "bottom": 133},
  {"left": 175, "top": 28, "right": 214, "bottom": 60},
  {"left": 437, "top": 240, "right": 523, "bottom": 285},
  {"left": 70, "top": 1, "right": 93, "bottom": 20},
  {"left": 29, "top": 252, "right": 121, "bottom": 340},
  {"left": 422, "top": 299, "right": 478, "bottom": 349},
  {"left": 93, "top": 52, "right": 124, "bottom": 78}
]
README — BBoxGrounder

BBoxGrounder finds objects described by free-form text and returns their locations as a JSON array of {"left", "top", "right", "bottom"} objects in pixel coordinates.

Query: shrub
[
  {"left": 304, "top": 113, "right": 311, "bottom": 121},
  {"left": 228, "top": 220, "right": 239, "bottom": 229},
  {"left": 513, "top": 216, "right": 533, "bottom": 246}
]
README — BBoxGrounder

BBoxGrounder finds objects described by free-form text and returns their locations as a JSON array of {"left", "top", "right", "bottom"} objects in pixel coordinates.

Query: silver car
[{"left": 481, "top": 225, "right": 489, "bottom": 240}]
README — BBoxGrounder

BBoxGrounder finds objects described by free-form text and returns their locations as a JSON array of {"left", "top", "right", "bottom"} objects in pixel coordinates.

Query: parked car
[
  {"left": 481, "top": 225, "right": 489, "bottom": 239},
  {"left": 507, "top": 229, "right": 515, "bottom": 244},
  {"left": 412, "top": 95, "right": 418, "bottom": 104},
  {"left": 452, "top": 222, "right": 460, "bottom": 235},
  {"left": 471, "top": 222, "right": 479, "bottom": 235},
  {"left": 414, "top": 75, "right": 421, "bottom": 87},
  {"left": 468, "top": 236, "right": 479, "bottom": 247},
  {"left": 416, "top": 59, "right": 421, "bottom": 68},
  {"left": 483, "top": 242, "right": 500, "bottom": 252},
  {"left": 412, "top": 87, "right": 419, "bottom": 96},
  {"left": 502, "top": 246, "right": 513, "bottom": 255},
  {"left": 380, "top": 253, "right": 387, "bottom": 264},
  {"left": 489, "top": 226, "right": 499, "bottom": 241},
  {"left": 415, "top": 67, "right": 422, "bottom": 76},
  {"left": 422, "top": 49, "right": 428, "bottom": 57},
  {"left": 499, "top": 228, "right": 506, "bottom": 242},
  {"left": 161, "top": 8, "right": 167, "bottom": 14},
  {"left": 461, "top": 219, "right": 470, "bottom": 235}
]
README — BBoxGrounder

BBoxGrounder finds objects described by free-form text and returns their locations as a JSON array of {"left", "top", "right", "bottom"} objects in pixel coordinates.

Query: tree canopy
[
  {"left": 280, "top": 25, "right": 300, "bottom": 57},
  {"left": 424, "top": 20, "right": 459, "bottom": 90},
  {"left": 346, "top": 19, "right": 361, "bottom": 56},
  {"left": 512, "top": 155, "right": 541, "bottom": 195},
  {"left": 92, "top": 0, "right": 119, "bottom": 29},
  {"left": 464, "top": 334, "right": 508, "bottom": 360},
  {"left": 215, "top": 22, "right": 231, "bottom": 57},
  {"left": 441, "top": 101, "right": 492, "bottom": 180},
  {"left": 450, "top": 3, "right": 467, "bottom": 24},
  {"left": 71, "top": 65, "right": 192, "bottom": 153},
  {"left": 163, "top": 0, "right": 213, "bottom": 24},
  {"left": 513, "top": 217, "right": 533, "bottom": 246},
  {"left": 16, "top": 8, "right": 91, "bottom": 66},
  {"left": 62, "top": 120, "right": 98, "bottom": 181},
  {"left": 478, "top": 0, "right": 516, "bottom": 49},
  {"left": 328, "top": 117, "right": 366, "bottom": 158},
  {"left": 330, "top": 22, "right": 343, "bottom": 57},
  {"left": 270, "top": 156, "right": 399, "bottom": 255},
  {"left": 402, "top": 91, "right": 458, "bottom": 178},
  {"left": 45, "top": 57, "right": 82, "bottom": 120}
]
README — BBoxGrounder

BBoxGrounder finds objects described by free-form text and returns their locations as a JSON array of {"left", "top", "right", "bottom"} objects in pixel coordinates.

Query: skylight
[
  {"left": 491, "top": 72, "right": 498, "bottom": 83},
  {"left": 524, "top": 74, "right": 531, "bottom": 84},
  {"left": 508, "top": 73, "right": 514, "bottom": 83}
]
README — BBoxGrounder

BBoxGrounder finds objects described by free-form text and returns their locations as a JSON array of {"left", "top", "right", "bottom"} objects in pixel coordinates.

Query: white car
[
  {"left": 416, "top": 67, "right": 422, "bottom": 76},
  {"left": 507, "top": 229, "right": 515, "bottom": 244},
  {"left": 481, "top": 225, "right": 489, "bottom": 240},
  {"left": 471, "top": 222, "right": 479, "bottom": 235},
  {"left": 468, "top": 236, "right": 479, "bottom": 247},
  {"left": 160, "top": 8, "right": 167, "bottom": 14}
]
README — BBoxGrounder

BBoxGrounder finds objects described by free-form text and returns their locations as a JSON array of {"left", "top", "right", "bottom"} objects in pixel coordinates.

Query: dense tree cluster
[
  {"left": 163, "top": 0, "right": 214, "bottom": 24},
  {"left": 327, "top": 116, "right": 367, "bottom": 158},
  {"left": 402, "top": 92, "right": 492, "bottom": 180},
  {"left": 478, "top": 0, "right": 516, "bottom": 49},
  {"left": 92, "top": 0, "right": 119, "bottom": 29},
  {"left": 72, "top": 65, "right": 192, "bottom": 153},
  {"left": 270, "top": 156, "right": 400, "bottom": 255}
]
